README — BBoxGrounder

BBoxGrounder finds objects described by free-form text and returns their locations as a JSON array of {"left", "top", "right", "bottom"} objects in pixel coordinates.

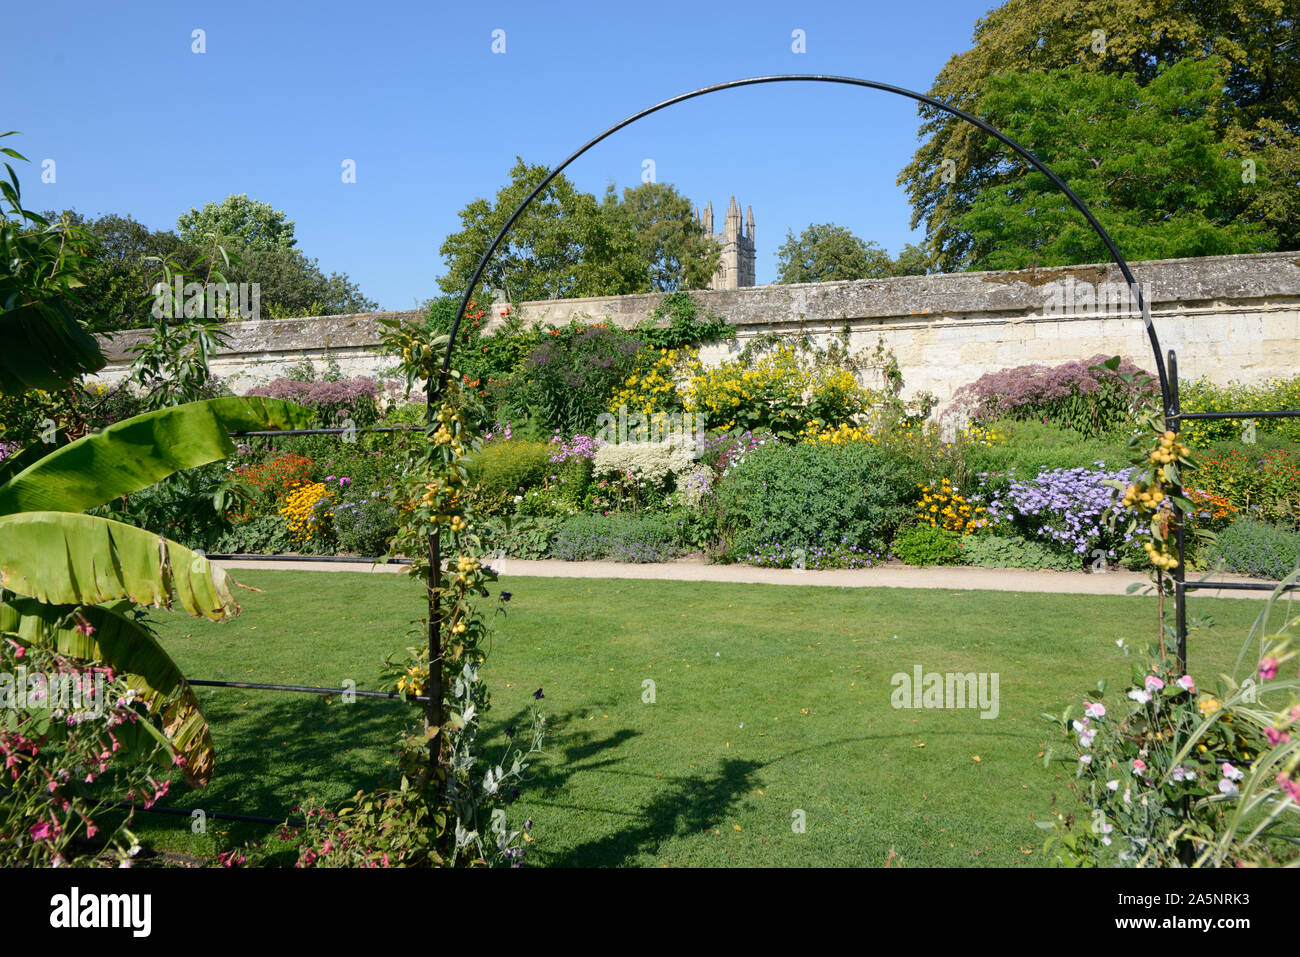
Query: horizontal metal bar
[
  {"left": 189, "top": 678, "right": 428, "bottom": 703},
  {"left": 1182, "top": 579, "right": 1300, "bottom": 592},
  {"left": 105, "top": 800, "right": 305, "bottom": 828},
  {"left": 206, "top": 553, "right": 411, "bottom": 564},
  {"left": 1179, "top": 409, "right": 1300, "bottom": 421},
  {"left": 228, "top": 426, "right": 427, "bottom": 437}
]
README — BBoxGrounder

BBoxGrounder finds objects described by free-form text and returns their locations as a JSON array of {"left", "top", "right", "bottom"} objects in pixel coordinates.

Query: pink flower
[
  {"left": 29, "top": 820, "right": 57, "bottom": 841},
  {"left": 1276, "top": 774, "right": 1300, "bottom": 803},
  {"left": 1132, "top": 759, "right": 1147, "bottom": 773},
  {"left": 1144, "top": 675, "right": 1165, "bottom": 693},
  {"left": 1176, "top": 675, "right": 1195, "bottom": 693},
  {"left": 1265, "top": 727, "right": 1291, "bottom": 746},
  {"left": 1259, "top": 657, "right": 1279, "bottom": 681},
  {"left": 1083, "top": 701, "right": 1106, "bottom": 719}
]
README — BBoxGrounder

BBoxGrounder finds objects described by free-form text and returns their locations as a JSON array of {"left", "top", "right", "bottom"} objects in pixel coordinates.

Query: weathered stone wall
[{"left": 92, "top": 252, "right": 1300, "bottom": 405}]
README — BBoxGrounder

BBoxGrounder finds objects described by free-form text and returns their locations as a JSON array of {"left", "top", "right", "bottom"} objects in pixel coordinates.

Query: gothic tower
[{"left": 694, "top": 196, "right": 755, "bottom": 290}]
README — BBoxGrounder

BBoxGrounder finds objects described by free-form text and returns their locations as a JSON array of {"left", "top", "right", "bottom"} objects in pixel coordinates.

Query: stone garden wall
[{"left": 92, "top": 251, "right": 1300, "bottom": 405}]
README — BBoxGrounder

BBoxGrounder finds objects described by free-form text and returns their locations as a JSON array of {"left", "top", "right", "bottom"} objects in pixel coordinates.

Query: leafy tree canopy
[
  {"left": 958, "top": 57, "right": 1277, "bottom": 270},
  {"left": 438, "top": 159, "right": 650, "bottom": 304},
  {"left": 601, "top": 182, "right": 720, "bottom": 292},
  {"left": 775, "top": 224, "right": 925, "bottom": 283},
  {"left": 898, "top": 0, "right": 1300, "bottom": 271},
  {"left": 177, "top": 193, "right": 297, "bottom": 251}
]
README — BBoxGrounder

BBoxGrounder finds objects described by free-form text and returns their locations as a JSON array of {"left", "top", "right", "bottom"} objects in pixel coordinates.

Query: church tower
[{"left": 694, "top": 196, "right": 755, "bottom": 290}]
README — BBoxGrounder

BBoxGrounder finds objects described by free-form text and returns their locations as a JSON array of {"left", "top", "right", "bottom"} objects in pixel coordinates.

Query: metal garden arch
[
  {"left": 115, "top": 75, "right": 1300, "bottom": 832},
  {"left": 428, "top": 72, "right": 1298, "bottom": 719}
]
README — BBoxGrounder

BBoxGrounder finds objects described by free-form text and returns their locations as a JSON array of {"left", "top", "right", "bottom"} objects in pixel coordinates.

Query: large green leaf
[
  {"left": 0, "top": 596, "right": 215, "bottom": 786},
  {"left": 0, "top": 297, "right": 105, "bottom": 395},
  {"left": 0, "top": 396, "right": 314, "bottom": 515},
  {"left": 0, "top": 512, "right": 239, "bottom": 619}
]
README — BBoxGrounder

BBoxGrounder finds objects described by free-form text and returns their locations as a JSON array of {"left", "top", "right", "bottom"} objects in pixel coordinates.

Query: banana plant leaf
[
  {"left": 0, "top": 298, "right": 105, "bottom": 395},
  {"left": 0, "top": 396, "right": 314, "bottom": 515},
  {"left": 0, "top": 512, "right": 239, "bottom": 619},
  {"left": 0, "top": 596, "right": 214, "bottom": 786}
]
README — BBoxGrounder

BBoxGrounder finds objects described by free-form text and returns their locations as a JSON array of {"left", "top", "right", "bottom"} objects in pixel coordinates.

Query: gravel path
[{"left": 212, "top": 556, "right": 1283, "bottom": 599}]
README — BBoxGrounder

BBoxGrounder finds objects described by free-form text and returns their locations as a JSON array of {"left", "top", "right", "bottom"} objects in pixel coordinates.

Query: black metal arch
[{"left": 433, "top": 73, "right": 1173, "bottom": 415}]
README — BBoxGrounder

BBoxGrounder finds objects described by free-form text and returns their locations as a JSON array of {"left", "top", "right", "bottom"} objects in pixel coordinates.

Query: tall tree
[
  {"left": 775, "top": 224, "right": 895, "bottom": 283},
  {"left": 177, "top": 193, "right": 297, "bottom": 251},
  {"left": 438, "top": 158, "right": 649, "bottom": 304},
  {"left": 601, "top": 182, "right": 720, "bottom": 291},
  {"left": 957, "top": 57, "right": 1276, "bottom": 270},
  {"left": 898, "top": 0, "right": 1300, "bottom": 271}
]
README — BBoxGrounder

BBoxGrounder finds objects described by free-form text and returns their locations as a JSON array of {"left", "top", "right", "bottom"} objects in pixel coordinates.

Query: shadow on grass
[
  {"left": 546, "top": 757, "right": 764, "bottom": 867},
  {"left": 124, "top": 690, "right": 413, "bottom": 849}
]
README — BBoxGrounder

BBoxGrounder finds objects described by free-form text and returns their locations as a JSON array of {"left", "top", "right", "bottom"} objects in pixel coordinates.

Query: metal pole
[
  {"left": 1167, "top": 351, "right": 1188, "bottom": 671},
  {"left": 425, "top": 370, "right": 445, "bottom": 852}
]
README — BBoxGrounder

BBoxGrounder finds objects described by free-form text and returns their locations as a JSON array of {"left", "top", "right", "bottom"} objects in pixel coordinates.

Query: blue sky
[{"left": 8, "top": 0, "right": 994, "bottom": 310}]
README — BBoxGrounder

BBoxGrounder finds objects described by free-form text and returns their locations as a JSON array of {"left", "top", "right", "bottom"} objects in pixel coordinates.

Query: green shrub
[
  {"left": 548, "top": 512, "right": 681, "bottom": 563},
  {"left": 213, "top": 515, "right": 294, "bottom": 555},
  {"left": 891, "top": 525, "right": 963, "bottom": 566},
  {"left": 515, "top": 323, "right": 646, "bottom": 434},
  {"left": 714, "top": 441, "right": 913, "bottom": 557},
  {"left": 965, "top": 419, "right": 1131, "bottom": 479},
  {"left": 1179, "top": 376, "right": 1300, "bottom": 447},
  {"left": 1208, "top": 518, "right": 1300, "bottom": 580},
  {"left": 483, "top": 515, "right": 559, "bottom": 559},
  {"left": 334, "top": 494, "right": 400, "bottom": 556},
  {"left": 960, "top": 532, "right": 1077, "bottom": 571},
  {"left": 465, "top": 439, "right": 554, "bottom": 504}
]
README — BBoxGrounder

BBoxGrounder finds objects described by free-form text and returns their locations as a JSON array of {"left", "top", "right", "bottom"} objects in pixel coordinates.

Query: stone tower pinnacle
[{"left": 698, "top": 196, "right": 755, "bottom": 290}]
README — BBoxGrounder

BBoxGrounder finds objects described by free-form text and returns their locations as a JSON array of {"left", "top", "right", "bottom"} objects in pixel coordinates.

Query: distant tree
[
  {"left": 223, "top": 245, "right": 377, "bottom": 318},
  {"left": 177, "top": 194, "right": 297, "bottom": 251},
  {"left": 40, "top": 211, "right": 197, "bottom": 331},
  {"left": 45, "top": 205, "right": 376, "bottom": 331},
  {"left": 775, "top": 224, "right": 895, "bottom": 284},
  {"left": 601, "top": 182, "right": 720, "bottom": 291},
  {"left": 889, "top": 243, "right": 930, "bottom": 276},
  {"left": 438, "top": 158, "right": 649, "bottom": 304},
  {"left": 957, "top": 57, "right": 1276, "bottom": 270}
]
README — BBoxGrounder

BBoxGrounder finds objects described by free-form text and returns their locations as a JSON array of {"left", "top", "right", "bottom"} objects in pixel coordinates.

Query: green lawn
[{"left": 132, "top": 570, "right": 1277, "bottom": 867}]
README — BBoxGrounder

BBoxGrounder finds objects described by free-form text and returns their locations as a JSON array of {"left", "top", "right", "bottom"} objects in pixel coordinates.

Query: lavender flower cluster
[
  {"left": 984, "top": 465, "right": 1140, "bottom": 557},
  {"left": 0, "top": 440, "right": 20, "bottom": 463}
]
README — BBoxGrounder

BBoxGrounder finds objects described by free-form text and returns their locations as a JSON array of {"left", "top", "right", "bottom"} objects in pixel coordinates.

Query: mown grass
[{"left": 131, "top": 570, "right": 1277, "bottom": 866}]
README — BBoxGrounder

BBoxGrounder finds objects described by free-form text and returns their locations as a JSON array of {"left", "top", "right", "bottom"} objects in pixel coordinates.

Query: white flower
[
  {"left": 1219, "top": 779, "right": 1240, "bottom": 796},
  {"left": 1079, "top": 754, "right": 1093, "bottom": 766},
  {"left": 1128, "top": 689, "right": 1151, "bottom": 705},
  {"left": 1170, "top": 766, "right": 1196, "bottom": 783},
  {"left": 1106, "top": 780, "right": 1119, "bottom": 791},
  {"left": 1123, "top": 787, "right": 1132, "bottom": 804}
]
